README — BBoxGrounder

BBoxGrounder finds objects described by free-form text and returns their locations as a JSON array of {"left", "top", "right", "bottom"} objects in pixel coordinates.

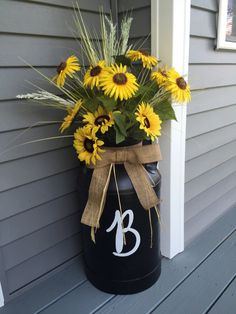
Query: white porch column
[
  {"left": 0, "top": 282, "right": 4, "bottom": 307},
  {"left": 151, "top": 0, "right": 191, "bottom": 258}
]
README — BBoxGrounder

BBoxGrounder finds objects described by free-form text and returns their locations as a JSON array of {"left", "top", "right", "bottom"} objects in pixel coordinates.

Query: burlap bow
[{"left": 81, "top": 143, "right": 162, "bottom": 228}]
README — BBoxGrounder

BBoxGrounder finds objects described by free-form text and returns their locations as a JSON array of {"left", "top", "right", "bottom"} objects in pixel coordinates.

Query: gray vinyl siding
[
  {"left": 118, "top": 0, "right": 151, "bottom": 54},
  {"left": 185, "top": 0, "right": 236, "bottom": 244},
  {"left": 0, "top": 0, "right": 110, "bottom": 302}
]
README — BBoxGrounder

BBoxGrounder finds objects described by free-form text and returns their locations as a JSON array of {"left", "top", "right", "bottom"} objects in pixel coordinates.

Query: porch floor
[{"left": 1, "top": 206, "right": 236, "bottom": 314}]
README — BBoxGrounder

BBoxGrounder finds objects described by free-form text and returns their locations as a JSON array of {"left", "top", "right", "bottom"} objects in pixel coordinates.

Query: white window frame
[
  {"left": 151, "top": 0, "right": 191, "bottom": 258},
  {"left": 217, "top": 0, "right": 236, "bottom": 50}
]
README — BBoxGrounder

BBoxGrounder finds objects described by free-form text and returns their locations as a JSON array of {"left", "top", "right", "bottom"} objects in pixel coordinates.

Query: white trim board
[
  {"left": 151, "top": 0, "right": 191, "bottom": 258},
  {"left": 0, "top": 282, "right": 4, "bottom": 307}
]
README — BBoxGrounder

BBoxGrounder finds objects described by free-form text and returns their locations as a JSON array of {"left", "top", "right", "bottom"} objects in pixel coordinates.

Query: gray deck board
[
  {"left": 0, "top": 207, "right": 236, "bottom": 314},
  {"left": 208, "top": 275, "right": 236, "bottom": 314},
  {"left": 0, "top": 257, "right": 86, "bottom": 314},
  {"left": 152, "top": 231, "right": 236, "bottom": 314},
  {"left": 40, "top": 281, "right": 114, "bottom": 314}
]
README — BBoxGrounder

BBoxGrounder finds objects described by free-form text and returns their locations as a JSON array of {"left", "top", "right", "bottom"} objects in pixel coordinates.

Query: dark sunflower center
[
  {"left": 144, "top": 117, "right": 150, "bottom": 128},
  {"left": 95, "top": 115, "right": 110, "bottom": 126},
  {"left": 176, "top": 77, "right": 187, "bottom": 90},
  {"left": 161, "top": 70, "right": 168, "bottom": 77},
  {"left": 113, "top": 73, "right": 128, "bottom": 85},
  {"left": 138, "top": 49, "right": 148, "bottom": 56},
  {"left": 57, "top": 61, "right": 67, "bottom": 74},
  {"left": 84, "top": 138, "right": 94, "bottom": 153},
  {"left": 90, "top": 66, "right": 102, "bottom": 77}
]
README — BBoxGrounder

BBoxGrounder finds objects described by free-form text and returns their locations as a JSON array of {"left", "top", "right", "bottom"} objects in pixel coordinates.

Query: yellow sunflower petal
[
  {"left": 59, "top": 100, "right": 82, "bottom": 133},
  {"left": 127, "top": 50, "right": 158, "bottom": 69},
  {"left": 163, "top": 69, "right": 191, "bottom": 103},
  {"left": 73, "top": 127, "right": 104, "bottom": 165},
  {"left": 54, "top": 55, "right": 80, "bottom": 87},
  {"left": 99, "top": 64, "right": 139, "bottom": 101},
  {"left": 135, "top": 102, "right": 162, "bottom": 141},
  {"left": 83, "top": 106, "right": 114, "bottom": 134},
  {"left": 84, "top": 60, "right": 106, "bottom": 89}
]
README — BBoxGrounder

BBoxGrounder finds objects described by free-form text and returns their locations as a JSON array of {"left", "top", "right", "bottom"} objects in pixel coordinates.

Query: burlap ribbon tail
[{"left": 81, "top": 143, "right": 162, "bottom": 228}]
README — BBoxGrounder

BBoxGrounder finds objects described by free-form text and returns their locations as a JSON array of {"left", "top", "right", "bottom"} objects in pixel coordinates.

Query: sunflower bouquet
[{"left": 17, "top": 9, "right": 191, "bottom": 166}]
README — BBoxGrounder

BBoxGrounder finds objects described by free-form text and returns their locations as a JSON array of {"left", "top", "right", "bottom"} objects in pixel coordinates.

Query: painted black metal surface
[{"left": 77, "top": 162, "right": 161, "bottom": 294}]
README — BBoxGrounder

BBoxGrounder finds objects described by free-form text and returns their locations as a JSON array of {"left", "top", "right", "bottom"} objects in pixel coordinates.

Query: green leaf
[
  {"left": 76, "top": 85, "right": 91, "bottom": 98},
  {"left": 124, "top": 111, "right": 136, "bottom": 124},
  {"left": 114, "top": 125, "right": 126, "bottom": 144},
  {"left": 113, "top": 111, "right": 127, "bottom": 137},
  {"left": 128, "top": 123, "right": 146, "bottom": 142},
  {"left": 154, "top": 99, "right": 177, "bottom": 121},
  {"left": 83, "top": 98, "right": 99, "bottom": 112},
  {"left": 114, "top": 55, "right": 132, "bottom": 67},
  {"left": 97, "top": 96, "right": 117, "bottom": 111},
  {"left": 125, "top": 97, "right": 141, "bottom": 113},
  {"left": 124, "top": 83, "right": 158, "bottom": 114},
  {"left": 140, "top": 83, "right": 159, "bottom": 102}
]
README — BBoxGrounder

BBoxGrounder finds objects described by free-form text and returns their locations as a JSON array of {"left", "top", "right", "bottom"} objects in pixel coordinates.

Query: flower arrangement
[
  {"left": 15, "top": 9, "right": 192, "bottom": 293},
  {"left": 17, "top": 9, "right": 191, "bottom": 166}
]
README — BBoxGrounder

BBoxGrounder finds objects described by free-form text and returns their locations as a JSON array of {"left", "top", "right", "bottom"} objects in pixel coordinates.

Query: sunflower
[
  {"left": 151, "top": 66, "right": 171, "bottom": 86},
  {"left": 163, "top": 69, "right": 191, "bottom": 103},
  {"left": 83, "top": 106, "right": 114, "bottom": 134},
  {"left": 84, "top": 60, "right": 106, "bottom": 89},
  {"left": 126, "top": 50, "right": 158, "bottom": 69},
  {"left": 59, "top": 100, "right": 82, "bottom": 133},
  {"left": 99, "top": 64, "right": 139, "bottom": 101},
  {"left": 135, "top": 102, "right": 162, "bottom": 141},
  {"left": 54, "top": 55, "right": 80, "bottom": 87},
  {"left": 73, "top": 127, "right": 104, "bottom": 165}
]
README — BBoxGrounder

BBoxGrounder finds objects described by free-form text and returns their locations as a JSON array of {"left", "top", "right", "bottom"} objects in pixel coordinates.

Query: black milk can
[{"left": 77, "top": 161, "right": 161, "bottom": 294}]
